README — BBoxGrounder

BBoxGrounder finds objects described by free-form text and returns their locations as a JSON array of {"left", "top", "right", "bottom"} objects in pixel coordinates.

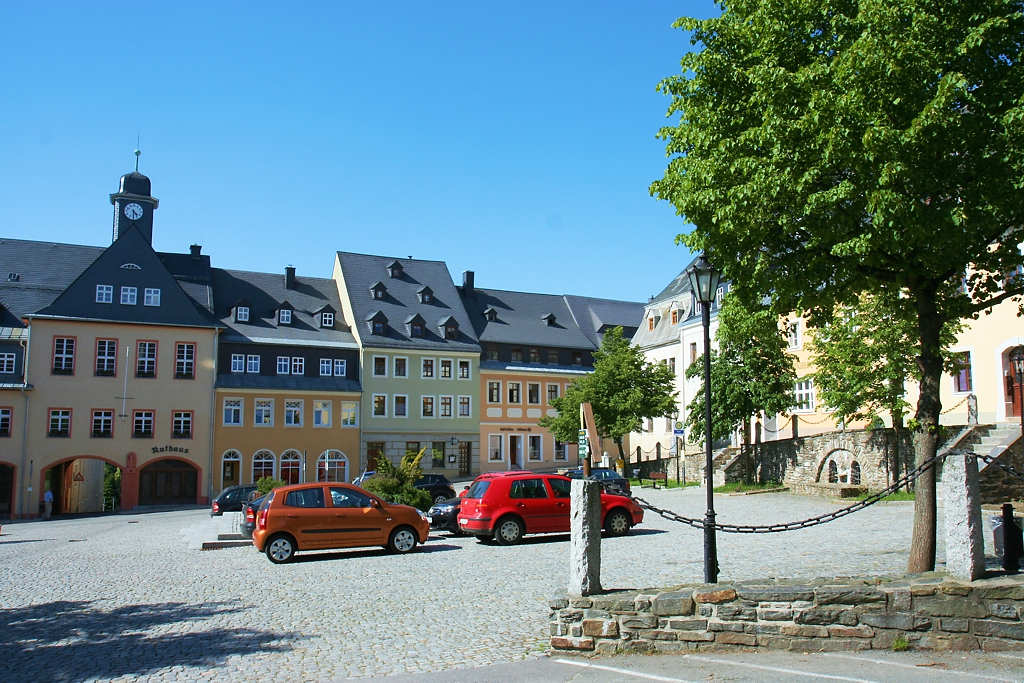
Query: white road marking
[
  {"left": 992, "top": 653, "right": 1024, "bottom": 662},
  {"left": 681, "top": 654, "right": 885, "bottom": 683},
  {"left": 823, "top": 653, "right": 1022, "bottom": 683},
  {"left": 554, "top": 659, "right": 700, "bottom": 683}
]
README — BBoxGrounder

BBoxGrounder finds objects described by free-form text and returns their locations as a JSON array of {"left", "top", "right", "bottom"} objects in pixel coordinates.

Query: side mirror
[{"left": 370, "top": 499, "right": 381, "bottom": 508}]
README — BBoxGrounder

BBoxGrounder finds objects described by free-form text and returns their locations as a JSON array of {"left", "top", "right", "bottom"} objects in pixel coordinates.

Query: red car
[{"left": 457, "top": 471, "right": 643, "bottom": 545}]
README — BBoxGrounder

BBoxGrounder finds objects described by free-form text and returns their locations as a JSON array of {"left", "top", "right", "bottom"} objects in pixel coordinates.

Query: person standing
[{"left": 43, "top": 488, "right": 53, "bottom": 520}]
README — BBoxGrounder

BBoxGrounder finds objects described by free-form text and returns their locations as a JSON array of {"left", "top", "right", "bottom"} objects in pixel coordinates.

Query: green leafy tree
[
  {"left": 651, "top": 1, "right": 1024, "bottom": 571},
  {"left": 684, "top": 294, "right": 796, "bottom": 481},
  {"left": 540, "top": 327, "right": 677, "bottom": 459},
  {"left": 361, "top": 448, "right": 432, "bottom": 511},
  {"left": 256, "top": 476, "right": 286, "bottom": 496}
]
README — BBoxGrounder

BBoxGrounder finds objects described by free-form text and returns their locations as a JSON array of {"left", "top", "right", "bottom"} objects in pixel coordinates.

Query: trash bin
[{"left": 991, "top": 513, "right": 1024, "bottom": 557}]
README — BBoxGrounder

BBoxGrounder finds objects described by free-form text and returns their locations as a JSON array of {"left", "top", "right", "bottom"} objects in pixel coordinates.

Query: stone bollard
[
  {"left": 943, "top": 451, "right": 986, "bottom": 581},
  {"left": 568, "top": 479, "right": 602, "bottom": 596}
]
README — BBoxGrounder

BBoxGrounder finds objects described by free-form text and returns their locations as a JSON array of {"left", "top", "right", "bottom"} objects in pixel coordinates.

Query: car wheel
[
  {"left": 265, "top": 534, "right": 295, "bottom": 564},
  {"left": 433, "top": 492, "right": 449, "bottom": 504},
  {"left": 388, "top": 526, "right": 418, "bottom": 554},
  {"left": 494, "top": 516, "right": 525, "bottom": 545},
  {"left": 604, "top": 509, "right": 631, "bottom": 537}
]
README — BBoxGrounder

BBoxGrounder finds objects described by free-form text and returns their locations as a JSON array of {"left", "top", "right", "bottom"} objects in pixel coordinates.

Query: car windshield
[{"left": 465, "top": 480, "right": 490, "bottom": 499}]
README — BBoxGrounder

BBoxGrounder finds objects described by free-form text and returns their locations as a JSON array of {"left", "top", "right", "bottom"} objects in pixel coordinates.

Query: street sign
[
  {"left": 577, "top": 429, "right": 590, "bottom": 457},
  {"left": 673, "top": 421, "right": 685, "bottom": 436},
  {"left": 73, "top": 472, "right": 85, "bottom": 482}
]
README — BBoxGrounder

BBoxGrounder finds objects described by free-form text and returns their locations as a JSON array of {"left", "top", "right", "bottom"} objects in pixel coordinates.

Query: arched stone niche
[{"left": 816, "top": 448, "right": 861, "bottom": 485}]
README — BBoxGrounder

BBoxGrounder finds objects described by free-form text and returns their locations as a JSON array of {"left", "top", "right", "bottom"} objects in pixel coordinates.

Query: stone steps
[{"left": 179, "top": 512, "right": 249, "bottom": 550}]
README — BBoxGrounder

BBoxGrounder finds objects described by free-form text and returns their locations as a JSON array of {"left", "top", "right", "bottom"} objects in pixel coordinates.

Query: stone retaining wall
[{"left": 549, "top": 573, "right": 1024, "bottom": 654}]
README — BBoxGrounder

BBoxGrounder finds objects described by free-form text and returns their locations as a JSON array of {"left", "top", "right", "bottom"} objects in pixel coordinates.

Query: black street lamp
[
  {"left": 687, "top": 253, "right": 722, "bottom": 584},
  {"left": 1010, "top": 348, "right": 1024, "bottom": 446}
]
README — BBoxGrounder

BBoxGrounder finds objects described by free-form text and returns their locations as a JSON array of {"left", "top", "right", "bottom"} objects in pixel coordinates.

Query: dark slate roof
[
  {"left": 0, "top": 238, "right": 104, "bottom": 326},
  {"left": 33, "top": 226, "right": 217, "bottom": 328},
  {"left": 211, "top": 268, "right": 358, "bottom": 348},
  {"left": 461, "top": 288, "right": 596, "bottom": 349},
  {"left": 335, "top": 252, "right": 480, "bottom": 352},
  {"left": 215, "top": 374, "right": 361, "bottom": 392},
  {"left": 562, "top": 294, "right": 645, "bottom": 346},
  {"left": 157, "top": 252, "right": 215, "bottom": 316}
]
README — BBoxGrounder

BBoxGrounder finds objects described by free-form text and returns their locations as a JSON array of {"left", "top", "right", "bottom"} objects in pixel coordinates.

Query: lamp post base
[{"left": 704, "top": 511, "right": 719, "bottom": 584}]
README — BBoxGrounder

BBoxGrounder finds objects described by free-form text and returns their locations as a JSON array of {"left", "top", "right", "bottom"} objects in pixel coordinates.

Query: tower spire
[{"left": 134, "top": 135, "right": 141, "bottom": 172}]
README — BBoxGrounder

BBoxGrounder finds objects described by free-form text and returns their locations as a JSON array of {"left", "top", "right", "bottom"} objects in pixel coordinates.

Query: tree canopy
[
  {"left": 652, "top": 0, "right": 1024, "bottom": 571},
  {"left": 540, "top": 326, "right": 677, "bottom": 458}
]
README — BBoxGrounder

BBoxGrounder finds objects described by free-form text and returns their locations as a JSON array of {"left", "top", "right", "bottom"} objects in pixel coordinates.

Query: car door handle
[
  {"left": 286, "top": 514, "right": 299, "bottom": 518},
  {"left": 555, "top": 502, "right": 566, "bottom": 507},
  {"left": 516, "top": 503, "right": 526, "bottom": 508}
]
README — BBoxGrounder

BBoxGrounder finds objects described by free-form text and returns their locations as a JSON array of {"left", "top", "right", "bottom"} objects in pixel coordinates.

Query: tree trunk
[
  {"left": 742, "top": 419, "right": 752, "bottom": 485},
  {"left": 907, "top": 292, "right": 944, "bottom": 574},
  {"left": 615, "top": 437, "right": 625, "bottom": 459}
]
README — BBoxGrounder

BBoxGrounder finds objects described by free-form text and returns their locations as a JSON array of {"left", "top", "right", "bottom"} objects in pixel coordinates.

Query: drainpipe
[
  {"left": 208, "top": 329, "right": 219, "bottom": 503},
  {"left": 18, "top": 333, "right": 31, "bottom": 518}
]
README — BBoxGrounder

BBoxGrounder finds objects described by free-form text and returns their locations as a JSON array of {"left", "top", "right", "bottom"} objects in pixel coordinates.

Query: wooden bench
[{"left": 647, "top": 472, "right": 668, "bottom": 489}]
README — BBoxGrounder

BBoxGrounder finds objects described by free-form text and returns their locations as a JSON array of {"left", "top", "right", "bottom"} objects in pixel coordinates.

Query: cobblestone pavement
[{"left": 0, "top": 488, "right": 948, "bottom": 682}]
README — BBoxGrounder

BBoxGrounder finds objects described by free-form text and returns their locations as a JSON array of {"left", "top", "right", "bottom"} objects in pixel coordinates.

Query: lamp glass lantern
[
  {"left": 686, "top": 254, "right": 722, "bottom": 305},
  {"left": 1011, "top": 348, "right": 1024, "bottom": 378}
]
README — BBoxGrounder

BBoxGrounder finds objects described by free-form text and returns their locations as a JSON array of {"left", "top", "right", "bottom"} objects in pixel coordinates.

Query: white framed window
[
  {"left": 0, "top": 407, "right": 9, "bottom": 437},
  {"left": 314, "top": 400, "right": 332, "bottom": 427},
  {"left": 280, "top": 450, "right": 302, "bottom": 484},
  {"left": 715, "top": 286, "right": 724, "bottom": 307},
  {"left": 321, "top": 312, "right": 334, "bottom": 328},
  {"left": 340, "top": 401, "right": 358, "bottom": 427},
  {"left": 372, "top": 394, "right": 387, "bottom": 417},
  {"left": 247, "top": 354, "right": 260, "bottom": 373},
  {"left": 96, "top": 284, "right": 113, "bottom": 303},
  {"left": 394, "top": 357, "right": 408, "bottom": 378},
  {"left": 253, "top": 450, "right": 275, "bottom": 482},
  {"left": 231, "top": 354, "right": 245, "bottom": 373},
  {"left": 440, "top": 359, "right": 453, "bottom": 379},
  {"left": 334, "top": 359, "right": 346, "bottom": 377},
  {"left": 554, "top": 439, "right": 567, "bottom": 461},
  {"left": 458, "top": 395, "right": 471, "bottom": 418},
  {"left": 394, "top": 394, "right": 408, "bottom": 417},
  {"left": 254, "top": 398, "right": 274, "bottom": 426},
  {"left": 120, "top": 286, "right": 137, "bottom": 305},
  {"left": 788, "top": 321, "right": 801, "bottom": 349},
  {"left": 439, "top": 396, "right": 453, "bottom": 418},
  {"left": 547, "top": 383, "right": 560, "bottom": 404},
  {"left": 291, "top": 356, "right": 305, "bottom": 375},
  {"left": 508, "top": 381, "right": 521, "bottom": 404},
  {"left": 693, "top": 295, "right": 702, "bottom": 315},
  {"left": 793, "top": 379, "right": 815, "bottom": 412},
  {"left": 49, "top": 409, "right": 71, "bottom": 437},
  {"left": 91, "top": 410, "right": 113, "bottom": 438},
  {"left": 458, "top": 359, "right": 471, "bottom": 379},
  {"left": 421, "top": 358, "right": 435, "bottom": 378},
  {"left": 487, "top": 381, "right": 501, "bottom": 403},
  {"left": 421, "top": 395, "right": 435, "bottom": 418},
  {"left": 136, "top": 341, "right": 156, "bottom": 378},
  {"left": 132, "top": 410, "right": 154, "bottom": 438},
  {"left": 94, "top": 341, "right": 116, "bottom": 376},
  {"left": 223, "top": 398, "right": 242, "bottom": 425},
  {"left": 528, "top": 434, "right": 542, "bottom": 461},
  {"left": 236, "top": 306, "right": 249, "bottom": 322},
  {"left": 175, "top": 343, "right": 195, "bottom": 379},
  {"left": 277, "top": 356, "right": 290, "bottom": 374},
  {"left": 279, "top": 309, "right": 292, "bottom": 325},
  {"left": 172, "top": 411, "right": 193, "bottom": 438},
  {"left": 527, "top": 383, "right": 541, "bottom": 405},
  {"left": 285, "top": 400, "right": 303, "bottom": 426},
  {"left": 144, "top": 288, "right": 161, "bottom": 306},
  {"left": 320, "top": 358, "right": 333, "bottom": 376},
  {"left": 488, "top": 434, "right": 504, "bottom": 462},
  {"left": 0, "top": 352, "right": 15, "bottom": 374},
  {"left": 372, "top": 356, "right": 387, "bottom": 377}
]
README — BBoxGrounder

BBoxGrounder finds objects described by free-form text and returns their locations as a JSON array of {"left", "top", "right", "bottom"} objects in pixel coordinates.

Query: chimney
[
  {"left": 189, "top": 244, "right": 202, "bottom": 258},
  {"left": 462, "top": 270, "right": 475, "bottom": 297},
  {"left": 285, "top": 266, "right": 296, "bottom": 289}
]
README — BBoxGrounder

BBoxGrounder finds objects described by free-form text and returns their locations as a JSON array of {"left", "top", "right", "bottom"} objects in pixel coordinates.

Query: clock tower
[{"left": 110, "top": 158, "right": 159, "bottom": 244}]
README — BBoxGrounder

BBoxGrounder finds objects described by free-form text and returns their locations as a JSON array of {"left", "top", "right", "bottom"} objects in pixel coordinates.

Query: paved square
[{"left": 0, "top": 488, "right": 942, "bottom": 682}]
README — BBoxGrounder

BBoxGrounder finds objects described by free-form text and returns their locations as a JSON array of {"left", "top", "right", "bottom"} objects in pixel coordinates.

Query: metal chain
[
  {"left": 976, "top": 452, "right": 1024, "bottom": 483},
  {"left": 634, "top": 452, "right": 943, "bottom": 534},
  {"left": 795, "top": 413, "right": 836, "bottom": 425},
  {"left": 762, "top": 417, "right": 792, "bottom": 435},
  {"left": 940, "top": 395, "right": 971, "bottom": 415}
]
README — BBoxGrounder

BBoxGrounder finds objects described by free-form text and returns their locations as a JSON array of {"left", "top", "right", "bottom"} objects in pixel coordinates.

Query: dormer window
[
  {"left": 367, "top": 310, "right": 389, "bottom": 335},
  {"left": 438, "top": 316, "right": 459, "bottom": 340},
  {"left": 406, "top": 313, "right": 426, "bottom": 338},
  {"left": 280, "top": 309, "right": 292, "bottom": 324},
  {"left": 648, "top": 317, "right": 654, "bottom": 331},
  {"left": 237, "top": 307, "right": 249, "bottom": 322},
  {"left": 387, "top": 260, "right": 403, "bottom": 278},
  {"left": 417, "top": 286, "right": 433, "bottom": 303},
  {"left": 484, "top": 307, "right": 498, "bottom": 322},
  {"left": 541, "top": 313, "right": 556, "bottom": 327},
  {"left": 321, "top": 312, "right": 334, "bottom": 328},
  {"left": 671, "top": 309, "right": 678, "bottom": 325},
  {"left": 412, "top": 323, "right": 423, "bottom": 337},
  {"left": 370, "top": 281, "right": 387, "bottom": 300},
  {"left": 120, "top": 263, "right": 141, "bottom": 270}
]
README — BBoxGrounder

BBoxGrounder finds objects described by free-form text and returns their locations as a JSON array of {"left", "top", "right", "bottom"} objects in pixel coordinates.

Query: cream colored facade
[{"left": 23, "top": 318, "right": 217, "bottom": 513}]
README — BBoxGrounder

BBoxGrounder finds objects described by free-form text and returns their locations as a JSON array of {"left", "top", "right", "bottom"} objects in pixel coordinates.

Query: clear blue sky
[{"left": 0, "top": 2, "right": 717, "bottom": 302}]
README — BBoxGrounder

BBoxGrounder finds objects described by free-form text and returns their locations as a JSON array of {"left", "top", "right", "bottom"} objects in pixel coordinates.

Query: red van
[{"left": 457, "top": 471, "right": 643, "bottom": 545}]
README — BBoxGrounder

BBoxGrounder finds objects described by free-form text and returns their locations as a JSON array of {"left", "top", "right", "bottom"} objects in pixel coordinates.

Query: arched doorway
[
  {"left": 1006, "top": 346, "right": 1024, "bottom": 418},
  {"left": 281, "top": 450, "right": 302, "bottom": 484},
  {"left": 316, "top": 450, "right": 349, "bottom": 483},
  {"left": 253, "top": 450, "right": 276, "bottom": 483},
  {"left": 0, "top": 461, "right": 14, "bottom": 518},
  {"left": 221, "top": 450, "right": 241, "bottom": 489},
  {"left": 138, "top": 459, "right": 198, "bottom": 506},
  {"left": 42, "top": 457, "right": 120, "bottom": 514}
]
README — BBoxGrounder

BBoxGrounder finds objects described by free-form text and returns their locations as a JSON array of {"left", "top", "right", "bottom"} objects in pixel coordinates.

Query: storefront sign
[{"left": 151, "top": 445, "right": 190, "bottom": 454}]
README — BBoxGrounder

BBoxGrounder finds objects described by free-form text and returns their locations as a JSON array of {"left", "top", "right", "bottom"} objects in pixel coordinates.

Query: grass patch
[
  {"left": 628, "top": 478, "right": 700, "bottom": 490},
  {"left": 855, "top": 490, "right": 915, "bottom": 502},
  {"left": 713, "top": 481, "right": 782, "bottom": 494},
  {"left": 892, "top": 635, "right": 909, "bottom": 652}
]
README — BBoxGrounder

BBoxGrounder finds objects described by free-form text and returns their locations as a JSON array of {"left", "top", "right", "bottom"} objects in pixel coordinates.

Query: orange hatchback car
[{"left": 252, "top": 482, "right": 430, "bottom": 563}]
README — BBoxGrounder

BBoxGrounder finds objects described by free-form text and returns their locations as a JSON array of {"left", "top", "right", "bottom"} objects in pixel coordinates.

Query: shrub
[
  {"left": 256, "top": 476, "right": 286, "bottom": 495},
  {"left": 362, "top": 448, "right": 432, "bottom": 511}
]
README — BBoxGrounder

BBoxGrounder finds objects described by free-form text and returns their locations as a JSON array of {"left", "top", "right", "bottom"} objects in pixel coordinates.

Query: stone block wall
[
  {"left": 549, "top": 573, "right": 1024, "bottom": 654},
  {"left": 980, "top": 439, "right": 1024, "bottom": 504}
]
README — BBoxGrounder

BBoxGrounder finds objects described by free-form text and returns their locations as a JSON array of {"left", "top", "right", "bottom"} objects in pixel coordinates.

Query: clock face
[{"left": 124, "top": 203, "right": 144, "bottom": 220}]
